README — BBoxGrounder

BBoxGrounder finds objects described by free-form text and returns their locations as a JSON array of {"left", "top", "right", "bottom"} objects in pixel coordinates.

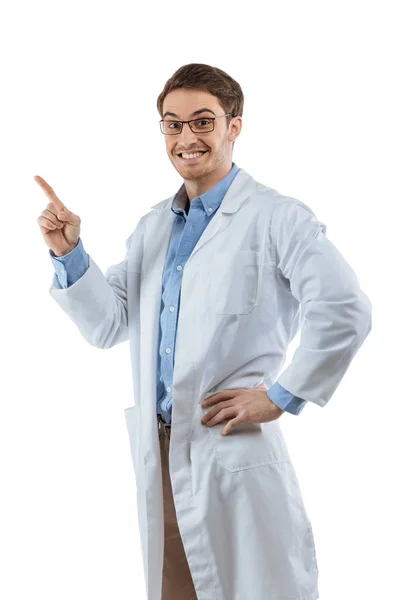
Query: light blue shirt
[{"left": 49, "top": 163, "right": 307, "bottom": 421}]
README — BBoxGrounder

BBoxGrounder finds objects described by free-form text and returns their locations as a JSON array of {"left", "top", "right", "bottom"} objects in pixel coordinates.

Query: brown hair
[{"left": 157, "top": 63, "right": 244, "bottom": 128}]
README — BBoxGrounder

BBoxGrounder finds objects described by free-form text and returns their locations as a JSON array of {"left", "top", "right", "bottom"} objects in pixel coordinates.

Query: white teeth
[{"left": 181, "top": 151, "right": 205, "bottom": 159}]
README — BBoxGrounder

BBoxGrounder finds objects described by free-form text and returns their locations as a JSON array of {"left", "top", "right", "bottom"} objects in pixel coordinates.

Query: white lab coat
[{"left": 49, "top": 168, "right": 372, "bottom": 600}]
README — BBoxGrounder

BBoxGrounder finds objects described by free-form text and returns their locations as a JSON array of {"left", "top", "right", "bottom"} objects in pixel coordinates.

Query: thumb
[
  {"left": 57, "top": 209, "right": 79, "bottom": 226},
  {"left": 221, "top": 416, "right": 241, "bottom": 436}
]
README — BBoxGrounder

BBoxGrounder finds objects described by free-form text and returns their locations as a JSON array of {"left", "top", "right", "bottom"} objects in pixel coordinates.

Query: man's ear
[{"left": 228, "top": 116, "right": 242, "bottom": 143}]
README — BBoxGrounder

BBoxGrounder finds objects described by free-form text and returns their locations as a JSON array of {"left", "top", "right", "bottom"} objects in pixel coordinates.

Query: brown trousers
[{"left": 158, "top": 414, "right": 198, "bottom": 600}]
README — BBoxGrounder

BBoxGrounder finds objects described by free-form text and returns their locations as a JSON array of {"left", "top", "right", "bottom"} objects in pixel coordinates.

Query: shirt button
[
  {"left": 208, "top": 207, "right": 213, "bottom": 213},
  {"left": 166, "top": 386, "right": 172, "bottom": 392},
  {"left": 169, "top": 306, "right": 175, "bottom": 312},
  {"left": 176, "top": 265, "right": 182, "bottom": 271},
  {"left": 165, "top": 347, "right": 171, "bottom": 354}
]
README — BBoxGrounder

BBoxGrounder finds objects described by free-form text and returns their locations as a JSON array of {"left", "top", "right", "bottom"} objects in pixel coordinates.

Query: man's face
[{"left": 161, "top": 88, "right": 241, "bottom": 181}]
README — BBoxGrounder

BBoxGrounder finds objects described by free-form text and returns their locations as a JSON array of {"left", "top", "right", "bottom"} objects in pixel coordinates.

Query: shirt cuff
[
  {"left": 267, "top": 381, "right": 308, "bottom": 415},
  {"left": 48, "top": 238, "right": 89, "bottom": 288}
]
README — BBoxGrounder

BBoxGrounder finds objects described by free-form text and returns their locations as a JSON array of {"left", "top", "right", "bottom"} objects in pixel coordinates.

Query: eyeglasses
[{"left": 159, "top": 113, "right": 234, "bottom": 135}]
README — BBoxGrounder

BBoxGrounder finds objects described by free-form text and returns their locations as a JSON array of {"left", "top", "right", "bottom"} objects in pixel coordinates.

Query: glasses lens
[
  {"left": 190, "top": 118, "right": 214, "bottom": 133},
  {"left": 160, "top": 118, "right": 215, "bottom": 134},
  {"left": 162, "top": 121, "right": 182, "bottom": 135}
]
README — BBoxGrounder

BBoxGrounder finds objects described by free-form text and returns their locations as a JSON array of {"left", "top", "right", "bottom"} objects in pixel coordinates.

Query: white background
[{"left": 0, "top": 1, "right": 398, "bottom": 598}]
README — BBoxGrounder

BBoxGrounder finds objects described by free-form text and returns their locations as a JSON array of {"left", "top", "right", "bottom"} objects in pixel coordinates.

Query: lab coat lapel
[{"left": 148, "top": 168, "right": 258, "bottom": 269}]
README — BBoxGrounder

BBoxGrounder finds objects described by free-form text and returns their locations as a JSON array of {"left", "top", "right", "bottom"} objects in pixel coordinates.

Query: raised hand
[{"left": 35, "top": 175, "right": 81, "bottom": 257}]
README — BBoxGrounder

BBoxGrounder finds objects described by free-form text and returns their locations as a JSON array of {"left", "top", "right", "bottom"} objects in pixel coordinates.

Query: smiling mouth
[{"left": 177, "top": 151, "right": 208, "bottom": 160}]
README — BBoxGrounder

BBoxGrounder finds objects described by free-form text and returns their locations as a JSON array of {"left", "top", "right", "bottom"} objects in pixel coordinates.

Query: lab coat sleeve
[
  {"left": 48, "top": 215, "right": 146, "bottom": 349},
  {"left": 269, "top": 198, "right": 372, "bottom": 408}
]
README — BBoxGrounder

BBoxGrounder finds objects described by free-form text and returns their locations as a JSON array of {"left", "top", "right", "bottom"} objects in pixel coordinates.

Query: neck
[{"left": 184, "top": 162, "right": 233, "bottom": 201}]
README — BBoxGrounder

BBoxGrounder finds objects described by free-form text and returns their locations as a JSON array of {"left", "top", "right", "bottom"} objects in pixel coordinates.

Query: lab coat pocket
[
  {"left": 124, "top": 405, "right": 139, "bottom": 474},
  {"left": 206, "top": 417, "right": 290, "bottom": 473},
  {"left": 207, "top": 250, "right": 261, "bottom": 315}
]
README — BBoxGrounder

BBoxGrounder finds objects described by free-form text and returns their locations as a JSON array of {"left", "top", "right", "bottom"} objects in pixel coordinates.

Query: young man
[{"left": 37, "top": 63, "right": 372, "bottom": 600}]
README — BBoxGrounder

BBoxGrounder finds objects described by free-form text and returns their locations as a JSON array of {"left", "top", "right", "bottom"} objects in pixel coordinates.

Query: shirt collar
[{"left": 171, "top": 162, "right": 240, "bottom": 217}]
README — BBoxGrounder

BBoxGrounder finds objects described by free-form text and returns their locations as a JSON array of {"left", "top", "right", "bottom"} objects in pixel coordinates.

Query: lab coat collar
[
  {"left": 170, "top": 162, "right": 240, "bottom": 217},
  {"left": 150, "top": 167, "right": 257, "bottom": 215}
]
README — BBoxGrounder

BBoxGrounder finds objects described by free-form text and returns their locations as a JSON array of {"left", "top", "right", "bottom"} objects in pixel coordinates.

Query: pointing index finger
[{"left": 34, "top": 175, "right": 65, "bottom": 211}]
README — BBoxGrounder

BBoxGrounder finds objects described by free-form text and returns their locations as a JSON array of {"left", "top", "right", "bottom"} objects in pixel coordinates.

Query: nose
[{"left": 178, "top": 122, "right": 199, "bottom": 144}]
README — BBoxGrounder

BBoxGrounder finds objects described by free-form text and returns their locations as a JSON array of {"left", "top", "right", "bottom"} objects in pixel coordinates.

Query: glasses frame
[{"left": 159, "top": 113, "right": 234, "bottom": 135}]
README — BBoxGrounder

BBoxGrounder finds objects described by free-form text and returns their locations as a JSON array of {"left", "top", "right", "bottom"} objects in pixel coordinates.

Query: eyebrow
[{"left": 162, "top": 108, "right": 217, "bottom": 119}]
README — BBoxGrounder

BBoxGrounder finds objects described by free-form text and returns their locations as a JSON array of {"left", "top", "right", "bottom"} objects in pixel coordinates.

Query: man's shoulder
[
  {"left": 130, "top": 194, "right": 174, "bottom": 234},
  {"left": 249, "top": 179, "right": 305, "bottom": 218},
  {"left": 150, "top": 197, "right": 172, "bottom": 211},
  {"left": 250, "top": 175, "right": 316, "bottom": 219},
  {"left": 125, "top": 198, "right": 170, "bottom": 248}
]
